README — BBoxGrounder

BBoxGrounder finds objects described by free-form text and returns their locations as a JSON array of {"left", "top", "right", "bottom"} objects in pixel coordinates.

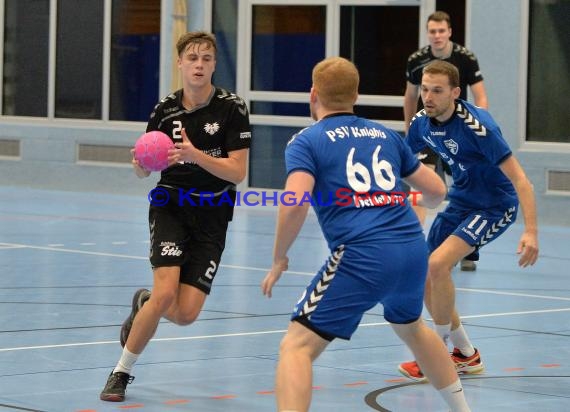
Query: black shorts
[{"left": 148, "top": 187, "right": 232, "bottom": 294}]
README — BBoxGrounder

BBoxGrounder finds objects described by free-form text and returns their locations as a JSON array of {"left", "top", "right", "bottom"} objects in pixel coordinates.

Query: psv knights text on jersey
[
  {"left": 286, "top": 113, "right": 423, "bottom": 249},
  {"left": 406, "top": 100, "right": 517, "bottom": 210},
  {"left": 406, "top": 42, "right": 483, "bottom": 100},
  {"left": 146, "top": 87, "right": 251, "bottom": 193}
]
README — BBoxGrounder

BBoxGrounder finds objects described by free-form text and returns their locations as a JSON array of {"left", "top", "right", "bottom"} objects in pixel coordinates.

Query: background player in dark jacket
[
  {"left": 404, "top": 11, "right": 488, "bottom": 131},
  {"left": 404, "top": 11, "right": 488, "bottom": 271},
  {"left": 100, "top": 31, "right": 251, "bottom": 402}
]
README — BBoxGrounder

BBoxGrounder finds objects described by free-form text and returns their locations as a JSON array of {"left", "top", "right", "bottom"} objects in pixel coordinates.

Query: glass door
[{"left": 238, "top": 0, "right": 429, "bottom": 189}]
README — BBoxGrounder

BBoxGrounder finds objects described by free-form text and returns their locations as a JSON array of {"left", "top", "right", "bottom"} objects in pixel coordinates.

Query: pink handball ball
[{"left": 134, "top": 131, "right": 175, "bottom": 172}]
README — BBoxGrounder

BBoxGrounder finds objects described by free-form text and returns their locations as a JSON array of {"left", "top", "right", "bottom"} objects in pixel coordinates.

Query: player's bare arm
[
  {"left": 499, "top": 156, "right": 539, "bottom": 267},
  {"left": 261, "top": 171, "right": 314, "bottom": 298},
  {"left": 403, "top": 82, "right": 421, "bottom": 133},
  {"left": 470, "top": 80, "right": 488, "bottom": 109},
  {"left": 404, "top": 163, "right": 447, "bottom": 208}
]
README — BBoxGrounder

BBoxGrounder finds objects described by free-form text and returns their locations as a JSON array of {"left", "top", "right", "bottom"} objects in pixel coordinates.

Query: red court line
[
  {"left": 344, "top": 381, "right": 368, "bottom": 387},
  {"left": 164, "top": 399, "right": 190, "bottom": 405},
  {"left": 211, "top": 394, "right": 237, "bottom": 400}
]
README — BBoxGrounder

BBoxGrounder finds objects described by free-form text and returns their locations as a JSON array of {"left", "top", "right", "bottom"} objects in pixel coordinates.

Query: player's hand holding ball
[
  {"left": 133, "top": 131, "right": 175, "bottom": 177},
  {"left": 169, "top": 128, "right": 200, "bottom": 165}
]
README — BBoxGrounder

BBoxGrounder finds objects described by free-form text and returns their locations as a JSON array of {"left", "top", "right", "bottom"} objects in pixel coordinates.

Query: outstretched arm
[
  {"left": 404, "top": 162, "right": 447, "bottom": 209},
  {"left": 261, "top": 171, "right": 314, "bottom": 297},
  {"left": 499, "top": 156, "right": 539, "bottom": 267}
]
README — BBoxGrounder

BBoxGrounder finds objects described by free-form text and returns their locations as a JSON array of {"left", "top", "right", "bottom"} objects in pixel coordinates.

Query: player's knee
[
  {"left": 428, "top": 255, "right": 454, "bottom": 280},
  {"left": 173, "top": 306, "right": 201, "bottom": 326},
  {"left": 279, "top": 333, "right": 299, "bottom": 357},
  {"left": 149, "top": 290, "right": 177, "bottom": 314}
]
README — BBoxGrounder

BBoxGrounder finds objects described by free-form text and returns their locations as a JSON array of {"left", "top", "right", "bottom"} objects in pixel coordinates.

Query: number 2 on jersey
[{"left": 346, "top": 145, "right": 396, "bottom": 192}]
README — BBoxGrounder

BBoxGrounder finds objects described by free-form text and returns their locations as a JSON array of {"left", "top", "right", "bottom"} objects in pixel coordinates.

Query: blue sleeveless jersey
[
  {"left": 406, "top": 100, "right": 517, "bottom": 210},
  {"left": 285, "top": 113, "right": 422, "bottom": 249}
]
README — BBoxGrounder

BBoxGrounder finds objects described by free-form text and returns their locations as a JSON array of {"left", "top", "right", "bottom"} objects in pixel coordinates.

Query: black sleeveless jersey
[
  {"left": 406, "top": 42, "right": 483, "bottom": 100},
  {"left": 146, "top": 87, "right": 251, "bottom": 193}
]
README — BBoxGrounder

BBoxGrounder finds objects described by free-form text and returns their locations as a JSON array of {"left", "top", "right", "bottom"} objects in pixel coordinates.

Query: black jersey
[
  {"left": 146, "top": 87, "right": 251, "bottom": 193},
  {"left": 406, "top": 42, "right": 483, "bottom": 100}
]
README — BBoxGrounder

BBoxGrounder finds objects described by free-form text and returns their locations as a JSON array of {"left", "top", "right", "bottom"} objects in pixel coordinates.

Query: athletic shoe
[
  {"left": 460, "top": 259, "right": 477, "bottom": 271},
  {"left": 398, "top": 348, "right": 484, "bottom": 382},
  {"left": 99, "top": 371, "right": 134, "bottom": 402},
  {"left": 398, "top": 359, "right": 428, "bottom": 382},
  {"left": 120, "top": 288, "right": 151, "bottom": 347},
  {"left": 451, "top": 347, "right": 485, "bottom": 374}
]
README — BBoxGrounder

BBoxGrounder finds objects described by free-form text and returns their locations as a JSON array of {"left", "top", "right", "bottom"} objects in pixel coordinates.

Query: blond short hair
[{"left": 312, "top": 57, "right": 359, "bottom": 111}]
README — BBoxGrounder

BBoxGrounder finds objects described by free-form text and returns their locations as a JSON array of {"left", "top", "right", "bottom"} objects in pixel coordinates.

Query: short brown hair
[
  {"left": 427, "top": 11, "right": 451, "bottom": 28},
  {"left": 422, "top": 60, "right": 460, "bottom": 88},
  {"left": 176, "top": 31, "right": 217, "bottom": 56},
  {"left": 312, "top": 57, "right": 359, "bottom": 110}
]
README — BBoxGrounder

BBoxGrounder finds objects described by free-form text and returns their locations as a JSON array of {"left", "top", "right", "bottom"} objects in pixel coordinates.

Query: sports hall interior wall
[{"left": 0, "top": 0, "right": 568, "bottom": 226}]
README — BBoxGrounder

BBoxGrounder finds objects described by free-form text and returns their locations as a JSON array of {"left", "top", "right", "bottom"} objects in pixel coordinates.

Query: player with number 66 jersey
[
  {"left": 261, "top": 57, "right": 472, "bottom": 412},
  {"left": 286, "top": 114, "right": 423, "bottom": 248}
]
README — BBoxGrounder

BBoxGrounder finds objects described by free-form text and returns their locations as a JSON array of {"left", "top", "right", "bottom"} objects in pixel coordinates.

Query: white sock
[
  {"left": 434, "top": 323, "right": 451, "bottom": 347},
  {"left": 438, "top": 379, "right": 471, "bottom": 412},
  {"left": 450, "top": 324, "right": 475, "bottom": 357},
  {"left": 113, "top": 347, "right": 139, "bottom": 375}
]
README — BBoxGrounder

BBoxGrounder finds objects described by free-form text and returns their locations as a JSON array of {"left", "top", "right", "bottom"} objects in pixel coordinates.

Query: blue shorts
[
  {"left": 291, "top": 236, "right": 428, "bottom": 341},
  {"left": 427, "top": 203, "right": 518, "bottom": 261}
]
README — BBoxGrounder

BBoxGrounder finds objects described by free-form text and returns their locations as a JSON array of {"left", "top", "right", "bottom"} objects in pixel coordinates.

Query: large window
[
  {"left": 213, "top": 0, "right": 239, "bottom": 92},
  {"left": 247, "top": 4, "right": 327, "bottom": 189},
  {"left": 55, "top": 1, "right": 104, "bottom": 119},
  {"left": 2, "top": 0, "right": 160, "bottom": 121},
  {"left": 2, "top": 0, "right": 50, "bottom": 117},
  {"left": 527, "top": 0, "right": 570, "bottom": 143},
  {"left": 340, "top": 5, "right": 418, "bottom": 121},
  {"left": 110, "top": 0, "right": 160, "bottom": 121}
]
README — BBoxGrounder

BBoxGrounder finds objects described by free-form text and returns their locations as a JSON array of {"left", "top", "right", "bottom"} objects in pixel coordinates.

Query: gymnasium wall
[{"left": 0, "top": 1, "right": 568, "bottom": 225}]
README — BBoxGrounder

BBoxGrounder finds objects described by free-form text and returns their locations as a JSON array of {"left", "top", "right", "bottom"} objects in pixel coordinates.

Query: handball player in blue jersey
[
  {"left": 261, "top": 57, "right": 471, "bottom": 412},
  {"left": 399, "top": 60, "right": 539, "bottom": 382}
]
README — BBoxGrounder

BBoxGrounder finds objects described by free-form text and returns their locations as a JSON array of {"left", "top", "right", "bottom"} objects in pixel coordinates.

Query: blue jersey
[
  {"left": 406, "top": 100, "right": 517, "bottom": 210},
  {"left": 285, "top": 113, "right": 422, "bottom": 248}
]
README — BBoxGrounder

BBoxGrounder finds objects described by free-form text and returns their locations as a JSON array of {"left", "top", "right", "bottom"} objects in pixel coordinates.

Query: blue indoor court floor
[{"left": 0, "top": 186, "right": 569, "bottom": 411}]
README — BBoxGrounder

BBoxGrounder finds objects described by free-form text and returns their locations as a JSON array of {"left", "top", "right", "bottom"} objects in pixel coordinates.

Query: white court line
[
  {"left": 0, "top": 242, "right": 148, "bottom": 260},
  {"left": 0, "top": 242, "right": 310, "bottom": 275},
  {"left": 456, "top": 287, "right": 570, "bottom": 302},
  {"left": 0, "top": 244, "right": 26, "bottom": 250},
  {"left": 2, "top": 242, "right": 569, "bottom": 298},
  {"left": 1, "top": 307, "right": 569, "bottom": 353}
]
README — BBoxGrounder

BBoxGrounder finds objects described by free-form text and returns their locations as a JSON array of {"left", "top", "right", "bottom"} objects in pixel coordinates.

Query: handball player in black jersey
[{"left": 100, "top": 31, "right": 251, "bottom": 402}]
